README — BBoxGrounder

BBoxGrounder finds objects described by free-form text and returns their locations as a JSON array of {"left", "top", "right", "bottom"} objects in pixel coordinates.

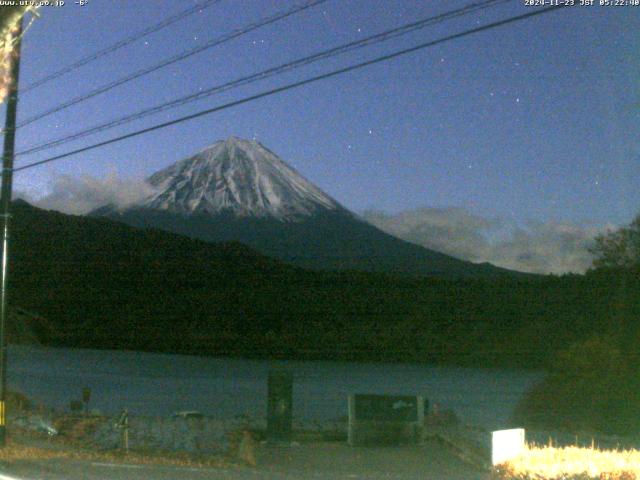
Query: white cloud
[
  {"left": 363, "top": 208, "right": 609, "bottom": 274},
  {"left": 19, "top": 173, "right": 155, "bottom": 215}
]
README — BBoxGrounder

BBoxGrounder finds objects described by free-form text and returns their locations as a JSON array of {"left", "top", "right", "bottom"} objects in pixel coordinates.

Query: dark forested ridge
[
  {"left": 9, "top": 200, "right": 637, "bottom": 369},
  {"left": 92, "top": 206, "right": 520, "bottom": 279}
]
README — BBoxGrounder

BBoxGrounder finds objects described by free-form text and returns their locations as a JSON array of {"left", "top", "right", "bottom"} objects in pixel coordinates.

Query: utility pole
[{"left": 0, "top": 15, "right": 24, "bottom": 447}]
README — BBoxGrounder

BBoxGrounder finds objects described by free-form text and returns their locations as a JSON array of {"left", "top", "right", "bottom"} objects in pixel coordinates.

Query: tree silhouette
[{"left": 590, "top": 215, "right": 640, "bottom": 270}]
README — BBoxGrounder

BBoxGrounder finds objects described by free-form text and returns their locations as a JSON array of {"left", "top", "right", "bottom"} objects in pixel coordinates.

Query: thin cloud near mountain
[
  {"left": 17, "top": 173, "right": 156, "bottom": 215},
  {"left": 362, "top": 208, "right": 608, "bottom": 275}
]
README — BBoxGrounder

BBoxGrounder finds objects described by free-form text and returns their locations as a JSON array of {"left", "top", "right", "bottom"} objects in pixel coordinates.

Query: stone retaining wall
[{"left": 91, "top": 416, "right": 243, "bottom": 454}]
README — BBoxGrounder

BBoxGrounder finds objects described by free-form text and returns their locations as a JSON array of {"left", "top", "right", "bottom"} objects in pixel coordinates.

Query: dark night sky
[{"left": 8, "top": 0, "right": 640, "bottom": 229}]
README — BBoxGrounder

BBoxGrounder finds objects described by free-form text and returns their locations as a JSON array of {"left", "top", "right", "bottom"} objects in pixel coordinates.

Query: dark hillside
[{"left": 7, "top": 201, "right": 626, "bottom": 368}]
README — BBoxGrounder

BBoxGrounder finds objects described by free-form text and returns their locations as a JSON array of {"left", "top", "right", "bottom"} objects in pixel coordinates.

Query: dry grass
[
  {"left": 0, "top": 436, "right": 233, "bottom": 469},
  {"left": 495, "top": 445, "right": 640, "bottom": 480},
  {"left": 0, "top": 440, "right": 65, "bottom": 462},
  {"left": 53, "top": 414, "right": 104, "bottom": 441}
]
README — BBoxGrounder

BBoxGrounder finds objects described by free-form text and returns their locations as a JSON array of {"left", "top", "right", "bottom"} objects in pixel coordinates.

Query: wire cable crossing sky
[
  {"left": 16, "top": 0, "right": 510, "bottom": 158},
  {"left": 16, "top": 0, "right": 329, "bottom": 129},
  {"left": 20, "top": 0, "right": 222, "bottom": 93},
  {"left": 13, "top": 4, "right": 567, "bottom": 174}
]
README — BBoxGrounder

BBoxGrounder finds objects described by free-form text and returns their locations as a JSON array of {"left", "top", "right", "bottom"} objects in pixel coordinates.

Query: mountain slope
[
  {"left": 94, "top": 137, "right": 517, "bottom": 278},
  {"left": 100, "top": 207, "right": 512, "bottom": 277}
]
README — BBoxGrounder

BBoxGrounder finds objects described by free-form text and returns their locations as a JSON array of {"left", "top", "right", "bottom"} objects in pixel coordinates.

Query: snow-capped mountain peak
[{"left": 141, "top": 137, "right": 343, "bottom": 220}]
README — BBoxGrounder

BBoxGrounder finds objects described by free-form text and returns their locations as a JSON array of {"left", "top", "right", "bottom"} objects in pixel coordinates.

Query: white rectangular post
[
  {"left": 347, "top": 394, "right": 355, "bottom": 446},
  {"left": 492, "top": 428, "right": 525, "bottom": 466}
]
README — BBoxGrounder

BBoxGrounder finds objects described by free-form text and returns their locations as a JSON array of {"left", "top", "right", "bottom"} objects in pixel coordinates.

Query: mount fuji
[
  {"left": 92, "top": 137, "right": 513, "bottom": 277},
  {"left": 142, "top": 137, "right": 343, "bottom": 220}
]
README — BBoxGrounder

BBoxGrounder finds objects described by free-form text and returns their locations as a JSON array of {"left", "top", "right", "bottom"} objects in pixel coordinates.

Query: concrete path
[{"left": 0, "top": 440, "right": 490, "bottom": 479}]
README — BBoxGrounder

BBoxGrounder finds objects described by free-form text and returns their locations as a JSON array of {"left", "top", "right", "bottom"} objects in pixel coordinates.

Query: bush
[{"left": 512, "top": 336, "right": 640, "bottom": 435}]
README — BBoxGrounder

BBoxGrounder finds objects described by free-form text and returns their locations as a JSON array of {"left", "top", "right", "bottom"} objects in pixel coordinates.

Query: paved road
[{"left": 0, "top": 440, "right": 490, "bottom": 479}]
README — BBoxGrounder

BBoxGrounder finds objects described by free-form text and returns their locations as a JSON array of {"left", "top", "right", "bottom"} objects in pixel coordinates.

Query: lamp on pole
[{"left": 0, "top": 14, "right": 24, "bottom": 447}]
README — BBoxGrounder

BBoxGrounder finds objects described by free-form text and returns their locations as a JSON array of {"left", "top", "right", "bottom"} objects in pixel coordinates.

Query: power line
[
  {"left": 21, "top": 0, "right": 221, "bottom": 94},
  {"left": 15, "top": 0, "right": 328, "bottom": 129},
  {"left": 13, "top": 4, "right": 567, "bottom": 174},
  {"left": 17, "top": 0, "right": 510, "bottom": 157}
]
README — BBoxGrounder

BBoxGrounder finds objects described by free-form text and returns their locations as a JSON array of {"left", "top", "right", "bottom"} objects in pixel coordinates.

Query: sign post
[
  {"left": 267, "top": 370, "right": 293, "bottom": 442},
  {"left": 82, "top": 387, "right": 91, "bottom": 415},
  {"left": 348, "top": 394, "right": 426, "bottom": 446}
]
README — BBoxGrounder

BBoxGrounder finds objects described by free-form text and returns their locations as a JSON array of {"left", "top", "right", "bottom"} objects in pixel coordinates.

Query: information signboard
[{"left": 348, "top": 394, "right": 426, "bottom": 446}]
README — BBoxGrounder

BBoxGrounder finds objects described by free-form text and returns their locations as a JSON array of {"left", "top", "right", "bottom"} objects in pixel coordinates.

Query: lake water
[{"left": 7, "top": 345, "right": 543, "bottom": 431}]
